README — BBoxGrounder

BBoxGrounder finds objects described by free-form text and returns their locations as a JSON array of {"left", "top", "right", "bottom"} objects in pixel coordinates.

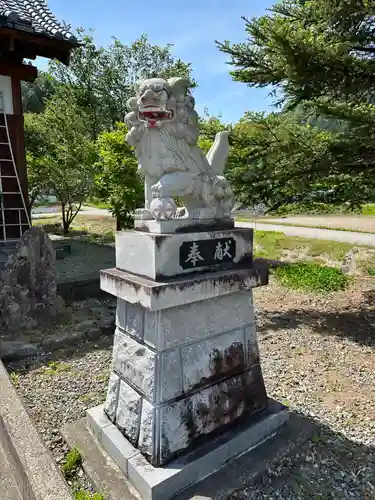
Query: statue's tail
[{"left": 206, "top": 131, "right": 230, "bottom": 175}]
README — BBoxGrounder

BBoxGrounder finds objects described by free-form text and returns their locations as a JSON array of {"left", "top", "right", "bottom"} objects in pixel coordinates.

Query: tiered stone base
[
  {"left": 87, "top": 399, "right": 289, "bottom": 500},
  {"left": 83, "top": 227, "right": 290, "bottom": 499},
  {"left": 100, "top": 258, "right": 271, "bottom": 467},
  {"left": 105, "top": 292, "right": 267, "bottom": 466}
]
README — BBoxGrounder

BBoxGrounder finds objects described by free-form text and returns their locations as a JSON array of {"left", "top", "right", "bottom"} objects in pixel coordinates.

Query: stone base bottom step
[{"left": 63, "top": 399, "right": 293, "bottom": 500}]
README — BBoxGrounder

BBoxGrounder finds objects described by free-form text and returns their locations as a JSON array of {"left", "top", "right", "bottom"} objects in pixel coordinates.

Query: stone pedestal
[{"left": 88, "top": 226, "right": 289, "bottom": 499}]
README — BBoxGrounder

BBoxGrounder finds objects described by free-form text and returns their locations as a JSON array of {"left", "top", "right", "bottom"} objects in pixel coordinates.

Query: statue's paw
[
  {"left": 150, "top": 198, "right": 177, "bottom": 220},
  {"left": 151, "top": 183, "right": 163, "bottom": 199},
  {"left": 176, "top": 206, "right": 187, "bottom": 218},
  {"left": 134, "top": 208, "right": 153, "bottom": 220}
]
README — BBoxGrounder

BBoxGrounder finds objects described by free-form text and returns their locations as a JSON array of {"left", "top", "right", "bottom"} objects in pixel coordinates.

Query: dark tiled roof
[{"left": 0, "top": 0, "right": 77, "bottom": 44}]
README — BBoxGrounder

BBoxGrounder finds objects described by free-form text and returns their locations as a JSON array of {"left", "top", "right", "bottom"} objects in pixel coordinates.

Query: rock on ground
[{"left": 0, "top": 227, "right": 63, "bottom": 331}]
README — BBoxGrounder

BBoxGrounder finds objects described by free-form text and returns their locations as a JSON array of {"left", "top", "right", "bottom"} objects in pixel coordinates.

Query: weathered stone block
[
  {"left": 158, "top": 364, "right": 267, "bottom": 465},
  {"left": 0, "top": 227, "right": 61, "bottom": 331},
  {"left": 138, "top": 399, "right": 156, "bottom": 461},
  {"left": 113, "top": 329, "right": 156, "bottom": 400},
  {"left": 180, "top": 328, "right": 245, "bottom": 393},
  {"left": 116, "top": 380, "right": 142, "bottom": 446},
  {"left": 115, "top": 228, "right": 253, "bottom": 280},
  {"left": 126, "top": 302, "right": 144, "bottom": 339},
  {"left": 112, "top": 328, "right": 183, "bottom": 403},
  {"left": 245, "top": 324, "right": 260, "bottom": 365},
  {"left": 144, "top": 292, "right": 255, "bottom": 350},
  {"left": 116, "top": 298, "right": 126, "bottom": 331},
  {"left": 104, "top": 372, "right": 120, "bottom": 423},
  {"left": 159, "top": 349, "right": 183, "bottom": 402},
  {"left": 107, "top": 364, "right": 267, "bottom": 467},
  {"left": 102, "top": 236, "right": 271, "bottom": 470},
  {"left": 116, "top": 299, "right": 144, "bottom": 340},
  {"left": 128, "top": 399, "right": 289, "bottom": 500}
]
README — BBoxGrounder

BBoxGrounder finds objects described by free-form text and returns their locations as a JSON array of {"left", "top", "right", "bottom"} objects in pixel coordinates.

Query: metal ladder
[{"left": 0, "top": 91, "right": 31, "bottom": 243}]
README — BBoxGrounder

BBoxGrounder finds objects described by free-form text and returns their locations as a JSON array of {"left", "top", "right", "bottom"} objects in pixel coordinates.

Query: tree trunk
[
  {"left": 61, "top": 202, "right": 70, "bottom": 235},
  {"left": 28, "top": 193, "right": 38, "bottom": 212},
  {"left": 116, "top": 215, "right": 121, "bottom": 232},
  {"left": 63, "top": 220, "right": 70, "bottom": 235}
]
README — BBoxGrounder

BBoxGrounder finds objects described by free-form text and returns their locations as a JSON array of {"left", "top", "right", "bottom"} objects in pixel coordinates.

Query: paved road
[
  {"left": 259, "top": 215, "right": 375, "bottom": 233},
  {"left": 236, "top": 221, "right": 375, "bottom": 247},
  {"left": 31, "top": 206, "right": 375, "bottom": 246}
]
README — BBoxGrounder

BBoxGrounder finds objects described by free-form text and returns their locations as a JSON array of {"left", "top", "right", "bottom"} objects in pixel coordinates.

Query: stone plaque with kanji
[{"left": 179, "top": 238, "right": 236, "bottom": 270}]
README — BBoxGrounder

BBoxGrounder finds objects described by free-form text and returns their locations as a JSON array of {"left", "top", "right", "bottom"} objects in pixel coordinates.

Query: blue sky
[{"left": 40, "top": 0, "right": 277, "bottom": 123}]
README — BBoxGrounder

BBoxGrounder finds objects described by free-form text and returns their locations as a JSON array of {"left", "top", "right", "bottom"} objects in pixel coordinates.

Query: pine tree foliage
[{"left": 217, "top": 0, "right": 375, "bottom": 207}]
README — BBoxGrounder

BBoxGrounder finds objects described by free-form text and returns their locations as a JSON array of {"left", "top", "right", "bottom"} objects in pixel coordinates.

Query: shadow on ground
[
  {"left": 179, "top": 410, "right": 375, "bottom": 500},
  {"left": 257, "top": 291, "right": 375, "bottom": 348},
  {"left": 4, "top": 333, "right": 114, "bottom": 374}
]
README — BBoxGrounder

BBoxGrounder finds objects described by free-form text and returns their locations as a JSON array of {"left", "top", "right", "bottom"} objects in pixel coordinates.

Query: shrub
[
  {"left": 274, "top": 262, "right": 349, "bottom": 293},
  {"left": 74, "top": 491, "right": 105, "bottom": 500},
  {"left": 61, "top": 448, "right": 82, "bottom": 477},
  {"left": 362, "top": 204, "right": 375, "bottom": 215}
]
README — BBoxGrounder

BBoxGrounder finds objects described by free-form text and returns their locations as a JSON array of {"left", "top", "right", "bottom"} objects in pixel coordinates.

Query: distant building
[{"left": 0, "top": 1, "right": 77, "bottom": 242}]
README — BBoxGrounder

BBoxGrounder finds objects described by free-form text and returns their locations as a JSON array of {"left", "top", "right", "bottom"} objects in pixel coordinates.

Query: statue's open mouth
[{"left": 138, "top": 106, "right": 173, "bottom": 126}]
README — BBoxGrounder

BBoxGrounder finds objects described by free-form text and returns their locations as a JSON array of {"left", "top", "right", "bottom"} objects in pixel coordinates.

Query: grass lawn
[
  {"left": 254, "top": 230, "right": 375, "bottom": 270},
  {"left": 84, "top": 201, "right": 111, "bottom": 210},
  {"left": 254, "top": 230, "right": 354, "bottom": 262},
  {"left": 34, "top": 215, "right": 116, "bottom": 244},
  {"left": 254, "top": 230, "right": 375, "bottom": 290},
  {"left": 83, "top": 197, "right": 111, "bottom": 210},
  {"left": 361, "top": 203, "right": 375, "bottom": 215}
]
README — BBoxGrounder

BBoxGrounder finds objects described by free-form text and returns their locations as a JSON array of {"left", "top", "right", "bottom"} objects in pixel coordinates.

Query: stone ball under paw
[{"left": 150, "top": 197, "right": 177, "bottom": 220}]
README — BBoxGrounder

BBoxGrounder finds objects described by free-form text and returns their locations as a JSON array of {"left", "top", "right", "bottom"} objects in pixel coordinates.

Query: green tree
[
  {"left": 227, "top": 112, "right": 334, "bottom": 210},
  {"left": 24, "top": 113, "right": 50, "bottom": 208},
  {"left": 22, "top": 72, "right": 57, "bottom": 113},
  {"left": 199, "top": 116, "right": 228, "bottom": 142},
  {"left": 49, "top": 31, "right": 195, "bottom": 140},
  {"left": 25, "top": 88, "right": 96, "bottom": 234},
  {"left": 217, "top": 0, "right": 375, "bottom": 206},
  {"left": 95, "top": 123, "right": 143, "bottom": 230},
  {"left": 198, "top": 115, "right": 230, "bottom": 157}
]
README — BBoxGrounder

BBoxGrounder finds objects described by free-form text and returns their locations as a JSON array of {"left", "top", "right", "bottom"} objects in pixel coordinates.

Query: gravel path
[{"left": 6, "top": 278, "right": 375, "bottom": 499}]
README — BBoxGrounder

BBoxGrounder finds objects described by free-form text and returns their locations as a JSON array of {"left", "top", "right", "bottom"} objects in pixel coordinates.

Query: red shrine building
[{"left": 0, "top": 0, "right": 77, "bottom": 243}]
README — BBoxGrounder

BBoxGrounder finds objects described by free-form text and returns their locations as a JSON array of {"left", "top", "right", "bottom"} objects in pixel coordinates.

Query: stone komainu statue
[{"left": 125, "top": 77, "right": 234, "bottom": 220}]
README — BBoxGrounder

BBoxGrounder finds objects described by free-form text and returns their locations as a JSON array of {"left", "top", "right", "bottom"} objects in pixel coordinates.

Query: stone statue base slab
[
  {"left": 134, "top": 217, "right": 234, "bottom": 234},
  {"left": 86, "top": 400, "right": 289, "bottom": 500},
  {"left": 100, "top": 265, "right": 268, "bottom": 311},
  {"left": 115, "top": 228, "right": 253, "bottom": 280}
]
